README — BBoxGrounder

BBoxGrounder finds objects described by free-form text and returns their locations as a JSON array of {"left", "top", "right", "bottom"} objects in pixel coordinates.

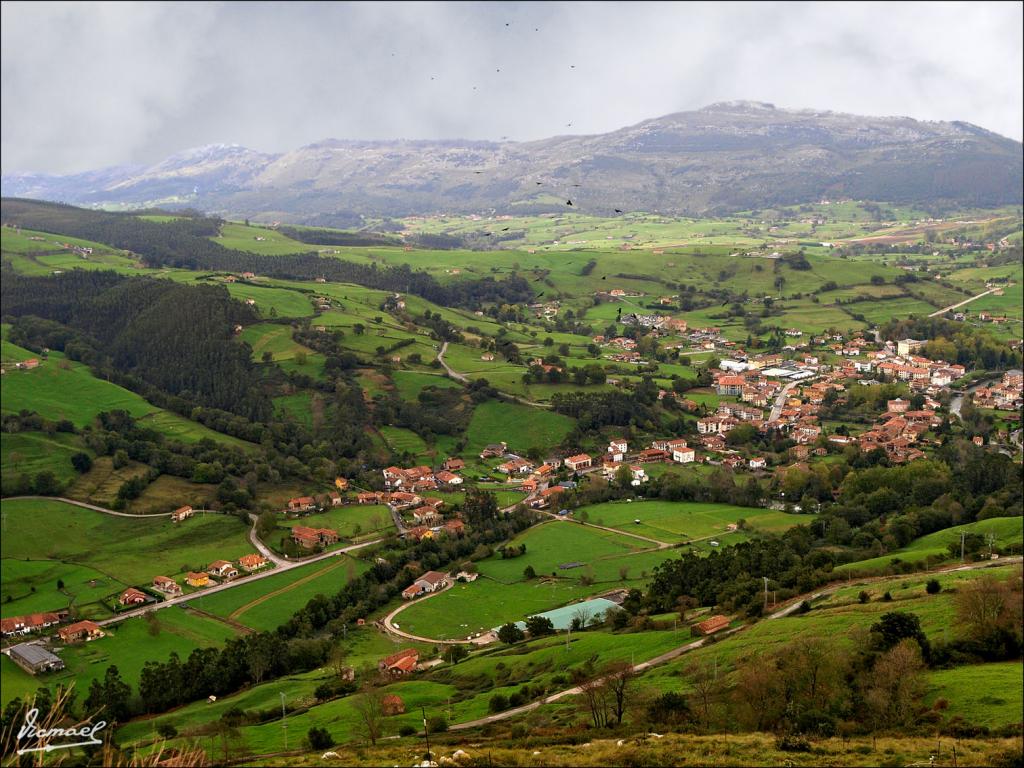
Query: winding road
[{"left": 437, "top": 341, "right": 553, "bottom": 409}]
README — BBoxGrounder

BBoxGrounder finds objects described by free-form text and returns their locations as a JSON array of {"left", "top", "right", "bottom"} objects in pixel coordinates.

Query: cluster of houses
[
  {"left": 972, "top": 369, "right": 1023, "bottom": 412},
  {"left": 173, "top": 553, "right": 269, "bottom": 591}
]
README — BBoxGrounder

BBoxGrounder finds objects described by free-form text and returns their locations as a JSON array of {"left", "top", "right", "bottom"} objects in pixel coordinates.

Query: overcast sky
[{"left": 2, "top": 1, "right": 1022, "bottom": 174}]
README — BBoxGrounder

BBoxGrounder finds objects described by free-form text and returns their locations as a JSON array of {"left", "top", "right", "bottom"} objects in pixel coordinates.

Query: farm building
[
  {"left": 287, "top": 496, "right": 317, "bottom": 513},
  {"left": 7, "top": 643, "right": 65, "bottom": 675},
  {"left": 58, "top": 620, "right": 105, "bottom": 644},
  {"left": 379, "top": 648, "right": 419, "bottom": 676},
  {"left": 171, "top": 505, "right": 194, "bottom": 523},
  {"left": 403, "top": 570, "right": 449, "bottom": 599},
  {"left": 691, "top": 615, "right": 730, "bottom": 637},
  {"left": 291, "top": 526, "right": 339, "bottom": 549}
]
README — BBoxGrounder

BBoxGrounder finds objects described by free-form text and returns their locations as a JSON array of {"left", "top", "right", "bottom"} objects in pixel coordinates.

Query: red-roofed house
[
  {"left": 239, "top": 554, "right": 269, "bottom": 572},
  {"left": 119, "top": 587, "right": 148, "bottom": 606},
  {"left": 171, "top": 505, "right": 194, "bottom": 523},
  {"left": 59, "top": 620, "right": 104, "bottom": 644},
  {"left": 287, "top": 496, "right": 316, "bottom": 513},
  {"left": 379, "top": 648, "right": 419, "bottom": 675},
  {"left": 0, "top": 612, "right": 61, "bottom": 637},
  {"left": 291, "top": 526, "right": 339, "bottom": 549},
  {"left": 564, "top": 454, "right": 593, "bottom": 471}
]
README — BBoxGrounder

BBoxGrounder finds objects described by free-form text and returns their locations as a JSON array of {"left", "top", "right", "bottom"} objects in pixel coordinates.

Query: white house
[{"left": 672, "top": 445, "right": 696, "bottom": 464}]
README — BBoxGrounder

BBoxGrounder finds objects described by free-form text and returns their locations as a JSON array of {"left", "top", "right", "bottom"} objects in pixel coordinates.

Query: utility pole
[
  {"left": 421, "top": 705, "right": 431, "bottom": 760},
  {"left": 763, "top": 576, "right": 769, "bottom": 608},
  {"left": 960, "top": 531, "right": 966, "bottom": 563},
  {"left": 280, "top": 692, "right": 287, "bottom": 751}
]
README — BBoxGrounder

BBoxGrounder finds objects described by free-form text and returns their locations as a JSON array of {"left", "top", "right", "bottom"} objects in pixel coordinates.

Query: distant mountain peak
[
  {"left": 700, "top": 100, "right": 778, "bottom": 112},
  {"left": 3, "top": 103, "right": 1020, "bottom": 220}
]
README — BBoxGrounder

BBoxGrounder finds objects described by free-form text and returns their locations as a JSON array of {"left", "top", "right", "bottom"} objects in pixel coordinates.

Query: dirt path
[{"left": 183, "top": 605, "right": 254, "bottom": 635}]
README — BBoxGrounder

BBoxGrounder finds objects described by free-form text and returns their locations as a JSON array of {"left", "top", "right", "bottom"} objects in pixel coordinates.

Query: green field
[
  {"left": 0, "top": 499, "right": 255, "bottom": 615},
  {"left": 579, "top": 500, "right": 811, "bottom": 544},
  {"left": 391, "top": 370, "right": 461, "bottom": 400},
  {"left": 1, "top": 430, "right": 83, "bottom": 487},
  {"left": 197, "top": 555, "right": 368, "bottom": 632},
  {"left": 464, "top": 400, "right": 575, "bottom": 456},
  {"left": 273, "top": 392, "right": 315, "bottom": 428},
  {"left": 213, "top": 223, "right": 311, "bottom": 256},
  {"left": 835, "top": 517, "right": 1024, "bottom": 574},
  {"left": 239, "top": 323, "right": 313, "bottom": 361},
  {"left": 396, "top": 521, "right": 677, "bottom": 639},
  {"left": 224, "top": 283, "right": 315, "bottom": 318},
  {"left": 925, "top": 662, "right": 1024, "bottom": 728},
  {"left": 1, "top": 353, "right": 158, "bottom": 427},
  {"left": 272, "top": 504, "right": 393, "bottom": 541},
  {"left": 1, "top": 342, "right": 249, "bottom": 448},
  {"left": 378, "top": 425, "right": 430, "bottom": 459},
  {"left": 0, "top": 559, "right": 126, "bottom": 618},
  {"left": 0, "top": 606, "right": 238, "bottom": 706}
]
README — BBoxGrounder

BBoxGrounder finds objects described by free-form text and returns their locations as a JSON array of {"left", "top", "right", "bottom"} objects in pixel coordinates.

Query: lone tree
[
  {"left": 571, "top": 605, "right": 593, "bottom": 631},
  {"left": 497, "top": 622, "right": 525, "bottom": 645},
  {"left": 353, "top": 685, "right": 386, "bottom": 746},
  {"left": 525, "top": 615, "right": 555, "bottom": 637},
  {"left": 603, "top": 660, "right": 638, "bottom": 726}
]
